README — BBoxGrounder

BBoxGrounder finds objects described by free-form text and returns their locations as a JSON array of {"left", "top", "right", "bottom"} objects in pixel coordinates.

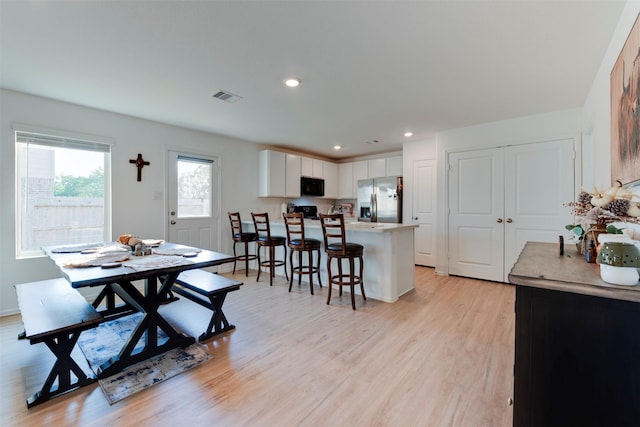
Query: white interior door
[
  {"left": 449, "top": 148, "right": 505, "bottom": 282},
  {"left": 503, "top": 140, "right": 574, "bottom": 278},
  {"left": 168, "top": 151, "right": 220, "bottom": 250},
  {"left": 412, "top": 159, "right": 436, "bottom": 267}
]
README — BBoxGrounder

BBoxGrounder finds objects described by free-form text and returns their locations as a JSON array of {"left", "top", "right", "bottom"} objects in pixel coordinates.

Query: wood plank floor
[{"left": 0, "top": 267, "right": 515, "bottom": 426}]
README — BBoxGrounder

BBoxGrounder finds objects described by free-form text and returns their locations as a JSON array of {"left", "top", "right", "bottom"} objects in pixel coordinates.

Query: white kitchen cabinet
[
  {"left": 353, "top": 160, "right": 368, "bottom": 181},
  {"left": 368, "top": 158, "right": 386, "bottom": 178},
  {"left": 285, "top": 154, "right": 301, "bottom": 197},
  {"left": 258, "top": 150, "right": 286, "bottom": 197},
  {"left": 386, "top": 156, "right": 403, "bottom": 176},
  {"left": 323, "top": 161, "right": 338, "bottom": 199},
  {"left": 301, "top": 157, "right": 324, "bottom": 178},
  {"left": 338, "top": 162, "right": 354, "bottom": 199}
]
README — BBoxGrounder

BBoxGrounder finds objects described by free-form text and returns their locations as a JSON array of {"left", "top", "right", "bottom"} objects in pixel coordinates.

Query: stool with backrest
[
  {"left": 251, "top": 212, "right": 288, "bottom": 286},
  {"left": 282, "top": 212, "right": 322, "bottom": 294},
  {"left": 227, "top": 212, "right": 257, "bottom": 276},
  {"left": 319, "top": 213, "right": 366, "bottom": 310}
]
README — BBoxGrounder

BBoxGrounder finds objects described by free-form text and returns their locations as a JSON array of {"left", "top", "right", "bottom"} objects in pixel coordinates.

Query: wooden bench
[
  {"left": 172, "top": 269, "right": 243, "bottom": 341},
  {"left": 15, "top": 278, "right": 105, "bottom": 408}
]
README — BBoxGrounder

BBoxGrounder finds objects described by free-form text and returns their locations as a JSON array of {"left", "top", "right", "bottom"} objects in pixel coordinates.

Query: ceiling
[{"left": 0, "top": 1, "right": 626, "bottom": 160}]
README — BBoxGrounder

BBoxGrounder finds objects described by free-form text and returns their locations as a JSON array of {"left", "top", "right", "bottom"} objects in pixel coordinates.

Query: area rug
[{"left": 78, "top": 313, "right": 212, "bottom": 404}]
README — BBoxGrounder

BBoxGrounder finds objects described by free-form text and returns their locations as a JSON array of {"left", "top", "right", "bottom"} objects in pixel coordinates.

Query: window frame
[{"left": 13, "top": 124, "right": 113, "bottom": 259}]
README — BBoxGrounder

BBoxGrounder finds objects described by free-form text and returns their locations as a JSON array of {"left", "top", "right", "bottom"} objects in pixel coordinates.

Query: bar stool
[
  {"left": 282, "top": 212, "right": 322, "bottom": 294},
  {"left": 319, "top": 213, "right": 366, "bottom": 310},
  {"left": 227, "top": 212, "right": 257, "bottom": 276},
  {"left": 251, "top": 212, "right": 288, "bottom": 286}
]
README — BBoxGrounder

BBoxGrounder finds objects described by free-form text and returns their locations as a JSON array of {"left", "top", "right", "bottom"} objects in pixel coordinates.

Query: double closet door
[{"left": 448, "top": 139, "right": 575, "bottom": 282}]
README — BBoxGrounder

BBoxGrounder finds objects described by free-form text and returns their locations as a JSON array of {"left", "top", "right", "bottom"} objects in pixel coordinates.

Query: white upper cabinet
[
  {"left": 323, "top": 161, "right": 338, "bottom": 199},
  {"left": 338, "top": 162, "right": 354, "bottom": 199},
  {"left": 258, "top": 150, "right": 286, "bottom": 197},
  {"left": 368, "top": 158, "right": 386, "bottom": 178},
  {"left": 386, "top": 156, "right": 403, "bottom": 176},
  {"left": 285, "top": 154, "right": 301, "bottom": 198},
  {"left": 353, "top": 160, "right": 368, "bottom": 182},
  {"left": 301, "top": 157, "right": 324, "bottom": 178}
]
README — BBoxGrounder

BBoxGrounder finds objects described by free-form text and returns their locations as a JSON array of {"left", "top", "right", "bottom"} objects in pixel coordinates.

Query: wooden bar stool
[
  {"left": 227, "top": 212, "right": 257, "bottom": 276},
  {"left": 319, "top": 213, "right": 366, "bottom": 310},
  {"left": 251, "top": 212, "right": 288, "bottom": 286},
  {"left": 282, "top": 212, "right": 322, "bottom": 294}
]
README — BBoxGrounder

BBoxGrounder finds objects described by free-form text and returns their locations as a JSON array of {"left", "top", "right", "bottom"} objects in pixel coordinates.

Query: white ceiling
[{"left": 0, "top": 0, "right": 625, "bottom": 160}]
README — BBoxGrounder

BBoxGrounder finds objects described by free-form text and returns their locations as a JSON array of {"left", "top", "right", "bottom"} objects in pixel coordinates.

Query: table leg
[{"left": 97, "top": 274, "right": 195, "bottom": 378}]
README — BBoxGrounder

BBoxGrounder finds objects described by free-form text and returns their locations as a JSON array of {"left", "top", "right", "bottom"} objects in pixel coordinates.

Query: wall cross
[{"left": 129, "top": 153, "right": 150, "bottom": 182}]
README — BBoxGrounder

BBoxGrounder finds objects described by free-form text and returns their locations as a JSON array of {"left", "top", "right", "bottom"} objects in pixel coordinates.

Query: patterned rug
[{"left": 78, "top": 313, "right": 211, "bottom": 404}]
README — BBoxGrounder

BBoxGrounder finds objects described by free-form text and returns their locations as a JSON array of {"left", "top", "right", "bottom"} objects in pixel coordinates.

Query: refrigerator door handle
[{"left": 371, "top": 193, "right": 377, "bottom": 222}]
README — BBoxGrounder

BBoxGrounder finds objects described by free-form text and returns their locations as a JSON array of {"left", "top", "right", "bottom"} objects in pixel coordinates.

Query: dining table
[{"left": 42, "top": 241, "right": 237, "bottom": 378}]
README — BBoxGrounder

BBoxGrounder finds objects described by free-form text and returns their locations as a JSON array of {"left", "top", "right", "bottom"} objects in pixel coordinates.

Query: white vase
[{"left": 599, "top": 264, "right": 639, "bottom": 286}]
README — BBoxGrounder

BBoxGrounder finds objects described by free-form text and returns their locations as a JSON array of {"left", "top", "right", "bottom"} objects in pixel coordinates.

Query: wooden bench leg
[
  {"left": 27, "top": 331, "right": 96, "bottom": 408},
  {"left": 199, "top": 292, "right": 235, "bottom": 341}
]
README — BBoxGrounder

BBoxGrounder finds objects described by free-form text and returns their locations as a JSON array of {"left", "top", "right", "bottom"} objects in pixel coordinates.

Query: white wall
[
  {"left": 0, "top": 89, "right": 273, "bottom": 315},
  {"left": 583, "top": 1, "right": 640, "bottom": 240}
]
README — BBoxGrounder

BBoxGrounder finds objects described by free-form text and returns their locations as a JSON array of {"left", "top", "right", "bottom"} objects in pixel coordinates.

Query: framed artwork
[{"left": 610, "top": 13, "right": 640, "bottom": 186}]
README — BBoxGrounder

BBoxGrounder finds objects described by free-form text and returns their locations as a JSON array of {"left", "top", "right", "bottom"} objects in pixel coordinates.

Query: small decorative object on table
[
  {"left": 596, "top": 242, "right": 640, "bottom": 286},
  {"left": 565, "top": 180, "right": 639, "bottom": 257}
]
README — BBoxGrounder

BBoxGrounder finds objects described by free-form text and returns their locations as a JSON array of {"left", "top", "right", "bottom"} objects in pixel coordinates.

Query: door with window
[{"left": 168, "top": 151, "right": 219, "bottom": 250}]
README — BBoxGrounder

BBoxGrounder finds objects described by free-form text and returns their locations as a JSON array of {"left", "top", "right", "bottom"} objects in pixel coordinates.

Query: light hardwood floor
[{"left": 0, "top": 267, "right": 515, "bottom": 427}]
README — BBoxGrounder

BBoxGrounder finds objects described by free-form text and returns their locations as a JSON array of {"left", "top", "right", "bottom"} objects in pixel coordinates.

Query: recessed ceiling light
[
  {"left": 334, "top": 145, "right": 341, "bottom": 150},
  {"left": 404, "top": 132, "right": 413, "bottom": 137},
  {"left": 284, "top": 77, "right": 301, "bottom": 88}
]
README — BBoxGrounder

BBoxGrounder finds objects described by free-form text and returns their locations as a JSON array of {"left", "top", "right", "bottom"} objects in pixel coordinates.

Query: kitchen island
[{"left": 245, "top": 219, "right": 418, "bottom": 302}]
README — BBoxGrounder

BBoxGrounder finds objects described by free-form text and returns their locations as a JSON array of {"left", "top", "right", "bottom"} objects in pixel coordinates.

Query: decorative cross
[{"left": 129, "top": 153, "right": 150, "bottom": 182}]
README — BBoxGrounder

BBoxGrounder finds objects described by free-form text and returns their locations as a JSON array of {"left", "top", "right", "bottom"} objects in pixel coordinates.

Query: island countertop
[
  {"left": 508, "top": 241, "right": 640, "bottom": 303},
  {"left": 242, "top": 219, "right": 417, "bottom": 302}
]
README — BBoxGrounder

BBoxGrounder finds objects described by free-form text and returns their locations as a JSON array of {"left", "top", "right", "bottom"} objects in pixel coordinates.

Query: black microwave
[{"left": 301, "top": 177, "right": 324, "bottom": 197}]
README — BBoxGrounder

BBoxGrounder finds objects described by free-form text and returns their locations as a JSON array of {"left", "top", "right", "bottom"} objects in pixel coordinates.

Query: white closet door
[
  {"left": 503, "top": 139, "right": 574, "bottom": 278},
  {"left": 449, "top": 148, "right": 505, "bottom": 282},
  {"left": 412, "top": 159, "right": 436, "bottom": 267}
]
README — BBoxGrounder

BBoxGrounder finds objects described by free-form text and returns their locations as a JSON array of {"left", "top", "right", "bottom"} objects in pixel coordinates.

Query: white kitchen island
[{"left": 244, "top": 220, "right": 418, "bottom": 303}]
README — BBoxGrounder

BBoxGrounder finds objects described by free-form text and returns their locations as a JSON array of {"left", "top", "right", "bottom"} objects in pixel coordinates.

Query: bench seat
[
  {"left": 15, "top": 278, "right": 105, "bottom": 407},
  {"left": 173, "top": 269, "right": 243, "bottom": 341}
]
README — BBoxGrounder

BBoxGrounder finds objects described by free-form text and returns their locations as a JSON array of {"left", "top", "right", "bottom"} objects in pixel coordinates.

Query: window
[
  {"left": 176, "top": 155, "right": 213, "bottom": 218},
  {"left": 15, "top": 130, "right": 111, "bottom": 258}
]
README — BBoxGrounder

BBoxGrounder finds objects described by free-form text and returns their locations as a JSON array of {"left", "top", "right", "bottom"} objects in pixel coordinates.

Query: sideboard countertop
[{"left": 508, "top": 241, "right": 640, "bottom": 303}]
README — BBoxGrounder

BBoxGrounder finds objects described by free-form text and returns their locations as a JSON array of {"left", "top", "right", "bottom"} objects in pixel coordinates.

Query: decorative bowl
[{"left": 596, "top": 242, "right": 640, "bottom": 267}]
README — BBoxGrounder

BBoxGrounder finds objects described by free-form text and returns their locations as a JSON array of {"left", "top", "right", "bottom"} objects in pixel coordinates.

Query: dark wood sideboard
[{"left": 509, "top": 242, "right": 640, "bottom": 427}]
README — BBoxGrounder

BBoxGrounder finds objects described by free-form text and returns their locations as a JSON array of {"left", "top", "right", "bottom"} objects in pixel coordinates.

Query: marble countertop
[{"left": 257, "top": 219, "right": 418, "bottom": 233}]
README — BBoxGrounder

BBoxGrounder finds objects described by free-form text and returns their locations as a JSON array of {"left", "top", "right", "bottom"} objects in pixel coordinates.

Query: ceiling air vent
[{"left": 212, "top": 90, "right": 242, "bottom": 103}]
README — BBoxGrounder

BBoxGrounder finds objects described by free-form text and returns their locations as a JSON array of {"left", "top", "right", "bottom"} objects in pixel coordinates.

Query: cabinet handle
[
  {"left": 497, "top": 218, "right": 503, "bottom": 223},
  {"left": 414, "top": 217, "right": 418, "bottom": 221},
  {"left": 506, "top": 218, "right": 513, "bottom": 223},
  {"left": 170, "top": 220, "right": 176, "bottom": 225},
  {"left": 507, "top": 397, "right": 513, "bottom": 406}
]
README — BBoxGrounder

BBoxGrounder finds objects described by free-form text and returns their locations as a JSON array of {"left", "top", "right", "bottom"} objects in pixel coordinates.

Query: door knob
[
  {"left": 170, "top": 220, "right": 176, "bottom": 225},
  {"left": 506, "top": 218, "right": 513, "bottom": 223},
  {"left": 497, "top": 218, "right": 503, "bottom": 223}
]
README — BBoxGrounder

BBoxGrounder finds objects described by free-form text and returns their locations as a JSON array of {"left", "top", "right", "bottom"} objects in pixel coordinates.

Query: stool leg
[
  {"left": 338, "top": 258, "right": 343, "bottom": 297},
  {"left": 232, "top": 241, "right": 238, "bottom": 274},
  {"left": 298, "top": 250, "right": 303, "bottom": 285},
  {"left": 326, "top": 256, "right": 333, "bottom": 305},
  {"left": 243, "top": 241, "right": 250, "bottom": 276},
  {"left": 316, "top": 249, "right": 322, "bottom": 287},
  {"left": 269, "top": 245, "right": 275, "bottom": 286},
  {"left": 359, "top": 255, "right": 366, "bottom": 301},
  {"left": 282, "top": 245, "right": 289, "bottom": 281},
  {"left": 256, "top": 245, "right": 262, "bottom": 283},
  {"left": 307, "top": 249, "right": 314, "bottom": 295},
  {"left": 349, "top": 256, "right": 356, "bottom": 310},
  {"left": 288, "top": 248, "right": 294, "bottom": 292}
]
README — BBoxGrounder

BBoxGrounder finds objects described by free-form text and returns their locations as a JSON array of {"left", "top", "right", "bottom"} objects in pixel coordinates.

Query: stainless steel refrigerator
[{"left": 357, "top": 176, "right": 402, "bottom": 223}]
